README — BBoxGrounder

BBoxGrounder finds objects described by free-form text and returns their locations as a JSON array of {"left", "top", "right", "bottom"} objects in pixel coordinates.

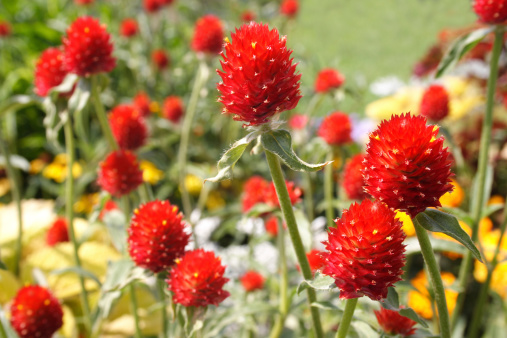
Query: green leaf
[
  {"left": 261, "top": 129, "right": 330, "bottom": 172},
  {"left": 296, "top": 272, "right": 336, "bottom": 295},
  {"left": 0, "top": 95, "right": 40, "bottom": 118},
  {"left": 481, "top": 203, "right": 504, "bottom": 219},
  {"left": 0, "top": 260, "right": 6, "bottom": 270},
  {"left": 381, "top": 287, "right": 428, "bottom": 328},
  {"left": 414, "top": 209, "right": 482, "bottom": 262},
  {"left": 51, "top": 266, "right": 102, "bottom": 287},
  {"left": 68, "top": 78, "right": 91, "bottom": 114},
  {"left": 311, "top": 301, "right": 340, "bottom": 311},
  {"left": 102, "top": 210, "right": 128, "bottom": 253},
  {"left": 436, "top": 27, "right": 495, "bottom": 78},
  {"left": 440, "top": 207, "right": 473, "bottom": 225},
  {"left": 102, "top": 259, "right": 135, "bottom": 291},
  {"left": 470, "top": 165, "right": 494, "bottom": 215},
  {"left": 0, "top": 307, "right": 19, "bottom": 338}
]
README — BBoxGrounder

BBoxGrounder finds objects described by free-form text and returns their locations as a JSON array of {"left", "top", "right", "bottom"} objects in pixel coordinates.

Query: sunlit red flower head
[
  {"left": 133, "top": 91, "right": 151, "bottom": 117},
  {"left": 288, "top": 114, "right": 308, "bottom": 130},
  {"left": 152, "top": 49, "right": 170, "bottom": 70},
  {"left": 306, "top": 249, "right": 325, "bottom": 273},
  {"left": 314, "top": 68, "right": 345, "bottom": 93},
  {"left": 473, "top": 0, "right": 507, "bottom": 24},
  {"left": 34, "top": 47, "right": 69, "bottom": 97},
  {"left": 362, "top": 113, "right": 454, "bottom": 218},
  {"left": 318, "top": 111, "right": 352, "bottom": 145},
  {"left": 163, "top": 96, "right": 184, "bottom": 123},
  {"left": 120, "top": 18, "right": 138, "bottom": 37},
  {"left": 280, "top": 0, "right": 299, "bottom": 18},
  {"left": 374, "top": 307, "right": 417, "bottom": 337},
  {"left": 420, "top": 84, "right": 450, "bottom": 122},
  {"left": 240, "top": 270, "right": 265, "bottom": 292},
  {"left": 144, "top": 0, "right": 163, "bottom": 12},
  {"left": 342, "top": 154, "right": 370, "bottom": 200},
  {"left": 191, "top": 15, "right": 224, "bottom": 54},
  {"left": 10, "top": 285, "right": 63, "bottom": 338},
  {"left": 265, "top": 180, "right": 302, "bottom": 207},
  {"left": 98, "top": 150, "right": 143, "bottom": 197},
  {"left": 242, "top": 176, "right": 269, "bottom": 212},
  {"left": 217, "top": 22, "right": 301, "bottom": 126},
  {"left": 108, "top": 104, "right": 148, "bottom": 150},
  {"left": 322, "top": 199, "right": 406, "bottom": 300},
  {"left": 63, "top": 16, "right": 116, "bottom": 76},
  {"left": 168, "top": 249, "right": 230, "bottom": 307},
  {"left": 241, "top": 10, "right": 256, "bottom": 22},
  {"left": 46, "top": 217, "right": 69, "bottom": 246},
  {"left": 75, "top": 0, "right": 94, "bottom": 5},
  {"left": 0, "top": 21, "right": 11, "bottom": 37},
  {"left": 128, "top": 200, "right": 190, "bottom": 273}
]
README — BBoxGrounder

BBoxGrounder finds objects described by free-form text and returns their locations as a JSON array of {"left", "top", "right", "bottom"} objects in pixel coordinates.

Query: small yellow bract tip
[
  {"left": 224, "top": 37, "right": 230, "bottom": 44},
  {"left": 251, "top": 41, "right": 257, "bottom": 49}
]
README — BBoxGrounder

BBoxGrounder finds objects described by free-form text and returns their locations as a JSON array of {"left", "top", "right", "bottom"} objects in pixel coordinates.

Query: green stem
[
  {"left": 336, "top": 297, "right": 358, "bottom": 338},
  {"left": 305, "top": 93, "right": 325, "bottom": 118},
  {"left": 413, "top": 218, "right": 451, "bottom": 338},
  {"left": 158, "top": 277, "right": 169, "bottom": 338},
  {"left": 129, "top": 283, "right": 142, "bottom": 338},
  {"left": 324, "top": 151, "right": 335, "bottom": 229},
  {"left": 452, "top": 26, "right": 504, "bottom": 331},
  {"left": 91, "top": 76, "right": 118, "bottom": 151},
  {"left": 264, "top": 150, "right": 323, "bottom": 338},
  {"left": 303, "top": 173, "right": 315, "bottom": 222}
]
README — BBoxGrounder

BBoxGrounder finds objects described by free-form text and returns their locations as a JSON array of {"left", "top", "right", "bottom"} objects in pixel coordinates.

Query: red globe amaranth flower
[
  {"left": 133, "top": 91, "right": 151, "bottom": 117},
  {"left": 240, "top": 270, "right": 265, "bottom": 292},
  {"left": 318, "top": 112, "right": 352, "bottom": 145},
  {"left": 218, "top": 23, "right": 302, "bottom": 126},
  {"left": 75, "top": 0, "right": 94, "bottom": 4},
  {"left": 280, "top": 0, "right": 299, "bottom": 18},
  {"left": 168, "top": 249, "right": 230, "bottom": 307},
  {"left": 144, "top": 0, "right": 163, "bottom": 12},
  {"left": 0, "top": 21, "right": 11, "bottom": 37},
  {"left": 191, "top": 15, "right": 224, "bottom": 54},
  {"left": 288, "top": 114, "right": 308, "bottom": 130},
  {"left": 264, "top": 215, "right": 279, "bottom": 236},
  {"left": 120, "top": 18, "right": 138, "bottom": 37},
  {"left": 241, "top": 10, "right": 256, "bottom": 22},
  {"left": 420, "top": 84, "right": 450, "bottom": 122},
  {"left": 163, "top": 96, "right": 184, "bottom": 123},
  {"left": 242, "top": 176, "right": 270, "bottom": 212},
  {"left": 98, "top": 150, "right": 143, "bottom": 197},
  {"left": 34, "top": 47, "right": 69, "bottom": 97},
  {"left": 306, "top": 249, "right": 325, "bottom": 273},
  {"left": 265, "top": 180, "right": 302, "bottom": 207},
  {"left": 128, "top": 200, "right": 190, "bottom": 273},
  {"left": 342, "top": 154, "right": 370, "bottom": 200},
  {"left": 46, "top": 217, "right": 69, "bottom": 246},
  {"left": 10, "top": 285, "right": 63, "bottom": 338},
  {"left": 362, "top": 113, "right": 454, "bottom": 218},
  {"left": 108, "top": 104, "right": 148, "bottom": 150},
  {"left": 152, "top": 49, "right": 170, "bottom": 70},
  {"left": 473, "top": 0, "right": 507, "bottom": 24},
  {"left": 322, "top": 200, "right": 406, "bottom": 300},
  {"left": 314, "top": 68, "right": 345, "bottom": 93},
  {"left": 374, "top": 307, "right": 417, "bottom": 337},
  {"left": 63, "top": 16, "right": 116, "bottom": 76}
]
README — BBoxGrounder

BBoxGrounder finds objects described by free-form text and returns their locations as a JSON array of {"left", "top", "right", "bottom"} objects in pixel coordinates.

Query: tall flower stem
[
  {"left": 269, "top": 220, "right": 289, "bottom": 338},
  {"left": 63, "top": 111, "right": 92, "bottom": 332},
  {"left": 91, "top": 75, "right": 118, "bottom": 151},
  {"left": 336, "top": 297, "right": 358, "bottom": 338},
  {"left": 413, "top": 218, "right": 450, "bottom": 338},
  {"left": 324, "top": 151, "right": 335, "bottom": 229},
  {"left": 303, "top": 173, "right": 315, "bottom": 222},
  {"left": 452, "top": 26, "right": 504, "bottom": 330},
  {"left": 264, "top": 150, "right": 323, "bottom": 338},
  {"left": 157, "top": 277, "right": 169, "bottom": 338}
]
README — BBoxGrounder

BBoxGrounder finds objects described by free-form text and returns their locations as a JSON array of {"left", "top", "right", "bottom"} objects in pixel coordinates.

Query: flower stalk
[
  {"left": 324, "top": 151, "right": 335, "bottom": 229},
  {"left": 91, "top": 75, "right": 118, "bottom": 151},
  {"left": 336, "top": 297, "right": 358, "bottom": 338},
  {"left": 269, "top": 220, "right": 289, "bottom": 338}
]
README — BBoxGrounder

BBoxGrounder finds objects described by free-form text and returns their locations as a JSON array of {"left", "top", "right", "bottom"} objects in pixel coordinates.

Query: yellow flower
[
  {"left": 29, "top": 158, "right": 46, "bottom": 175},
  {"left": 396, "top": 211, "right": 415, "bottom": 237},
  {"left": 488, "top": 195, "right": 505, "bottom": 206},
  {"left": 366, "top": 87, "right": 423, "bottom": 121},
  {"left": 206, "top": 191, "right": 226, "bottom": 211},
  {"left": 74, "top": 193, "right": 100, "bottom": 214},
  {"left": 443, "top": 76, "right": 484, "bottom": 120},
  {"left": 439, "top": 178, "right": 464, "bottom": 208},
  {"left": 184, "top": 174, "right": 202, "bottom": 196},
  {"left": 42, "top": 154, "right": 82, "bottom": 183},
  {"left": 474, "top": 227, "right": 507, "bottom": 298},
  {"left": 140, "top": 160, "right": 164, "bottom": 185},
  {"left": 0, "top": 178, "right": 10, "bottom": 197},
  {"left": 149, "top": 101, "right": 160, "bottom": 114}
]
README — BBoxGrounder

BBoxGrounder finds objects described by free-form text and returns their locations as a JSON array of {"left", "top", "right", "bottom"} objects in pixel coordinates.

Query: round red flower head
[
  {"left": 217, "top": 22, "right": 302, "bottom": 126},
  {"left": 314, "top": 68, "right": 345, "bottom": 93},
  {"left": 342, "top": 154, "right": 370, "bottom": 200},
  {"left": 191, "top": 15, "right": 224, "bottom": 55},
  {"left": 322, "top": 199, "right": 406, "bottom": 300},
  {"left": 144, "top": 0, "right": 163, "bottom": 12},
  {"left": 46, "top": 217, "right": 69, "bottom": 246},
  {"left": 109, "top": 104, "right": 148, "bottom": 150},
  {"left": 420, "top": 84, "right": 450, "bottom": 122},
  {"left": 0, "top": 21, "right": 11, "bottom": 37},
  {"left": 128, "top": 200, "right": 190, "bottom": 273},
  {"left": 98, "top": 150, "right": 143, "bottom": 197},
  {"left": 120, "top": 18, "right": 138, "bottom": 38},
  {"left": 240, "top": 270, "right": 265, "bottom": 292},
  {"left": 374, "top": 307, "right": 417, "bottom": 337},
  {"left": 63, "top": 16, "right": 116, "bottom": 76},
  {"left": 362, "top": 113, "right": 454, "bottom": 218},
  {"left": 318, "top": 111, "right": 352, "bottom": 146},
  {"left": 168, "top": 249, "right": 230, "bottom": 307},
  {"left": 473, "top": 0, "right": 507, "bottom": 24},
  {"left": 163, "top": 96, "right": 184, "bottom": 123},
  {"left": 152, "top": 49, "right": 170, "bottom": 70},
  {"left": 242, "top": 176, "right": 269, "bottom": 212},
  {"left": 10, "top": 285, "right": 63, "bottom": 338},
  {"left": 133, "top": 91, "right": 152, "bottom": 117},
  {"left": 288, "top": 114, "right": 308, "bottom": 130},
  {"left": 280, "top": 0, "right": 299, "bottom": 18},
  {"left": 75, "top": 0, "right": 94, "bottom": 5},
  {"left": 241, "top": 10, "right": 256, "bottom": 22},
  {"left": 34, "top": 47, "right": 69, "bottom": 97},
  {"left": 264, "top": 215, "right": 280, "bottom": 237}
]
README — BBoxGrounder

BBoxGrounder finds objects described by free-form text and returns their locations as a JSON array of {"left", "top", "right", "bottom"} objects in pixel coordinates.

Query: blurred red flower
[
  {"left": 152, "top": 49, "right": 170, "bottom": 70},
  {"left": 420, "top": 84, "right": 450, "bottom": 122},
  {"left": 280, "top": 0, "right": 299, "bottom": 18},
  {"left": 318, "top": 111, "right": 352, "bottom": 146},
  {"left": 108, "top": 104, "right": 148, "bottom": 150},
  {"left": 314, "top": 68, "right": 345, "bottom": 93},
  {"left": 240, "top": 270, "right": 265, "bottom": 292},
  {"left": 120, "top": 18, "right": 138, "bottom": 37},
  {"left": 163, "top": 96, "right": 184, "bottom": 123},
  {"left": 191, "top": 15, "right": 224, "bottom": 54},
  {"left": 98, "top": 150, "right": 143, "bottom": 197},
  {"left": 374, "top": 307, "right": 417, "bottom": 336},
  {"left": 46, "top": 217, "right": 69, "bottom": 246},
  {"left": 34, "top": 47, "right": 69, "bottom": 97},
  {"left": 342, "top": 154, "right": 369, "bottom": 200}
]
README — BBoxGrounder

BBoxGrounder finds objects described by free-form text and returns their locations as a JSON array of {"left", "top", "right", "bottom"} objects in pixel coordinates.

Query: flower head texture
[
  {"left": 280, "top": 0, "right": 299, "bottom": 18},
  {"left": 318, "top": 111, "right": 352, "bottom": 145},
  {"left": 191, "top": 15, "right": 224, "bottom": 54},
  {"left": 120, "top": 18, "right": 138, "bottom": 37},
  {"left": 46, "top": 217, "right": 69, "bottom": 246},
  {"left": 362, "top": 113, "right": 454, "bottom": 218},
  {"left": 63, "top": 16, "right": 116, "bottom": 76},
  {"left": 314, "top": 68, "right": 345, "bottom": 93},
  {"left": 168, "top": 249, "right": 230, "bottom": 307},
  {"left": 35, "top": 47, "right": 69, "bottom": 97},
  {"left": 322, "top": 200, "right": 406, "bottom": 300},
  {"left": 374, "top": 307, "right": 417, "bottom": 337},
  {"left": 342, "top": 154, "right": 370, "bottom": 200},
  {"left": 242, "top": 176, "right": 270, "bottom": 212},
  {"left": 240, "top": 270, "right": 265, "bottom": 292},
  {"left": 420, "top": 84, "right": 450, "bottom": 122},
  {"left": 10, "top": 285, "right": 63, "bottom": 338},
  {"left": 0, "top": 21, "right": 11, "bottom": 37},
  {"left": 473, "top": 0, "right": 507, "bottom": 24},
  {"left": 306, "top": 249, "right": 325, "bottom": 273},
  {"left": 133, "top": 91, "right": 152, "bottom": 117},
  {"left": 163, "top": 96, "right": 184, "bottom": 123},
  {"left": 128, "top": 200, "right": 190, "bottom": 273},
  {"left": 108, "top": 104, "right": 148, "bottom": 150},
  {"left": 152, "top": 49, "right": 170, "bottom": 70},
  {"left": 97, "top": 150, "right": 143, "bottom": 197},
  {"left": 217, "top": 22, "right": 302, "bottom": 126}
]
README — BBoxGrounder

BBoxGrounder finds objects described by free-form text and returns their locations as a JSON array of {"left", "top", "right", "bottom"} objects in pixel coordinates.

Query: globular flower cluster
[
  {"left": 120, "top": 18, "right": 138, "bottom": 37},
  {"left": 46, "top": 217, "right": 69, "bottom": 246},
  {"left": 280, "top": 0, "right": 299, "bottom": 18},
  {"left": 420, "top": 84, "right": 450, "bottom": 122},
  {"left": 322, "top": 200, "right": 406, "bottom": 300},
  {"left": 242, "top": 176, "right": 302, "bottom": 212},
  {"left": 133, "top": 91, "right": 152, "bottom": 117},
  {"left": 75, "top": 0, "right": 94, "bottom": 5},
  {"left": 374, "top": 307, "right": 417, "bottom": 337},
  {"left": 318, "top": 111, "right": 352, "bottom": 145},
  {"left": 163, "top": 96, "right": 184, "bottom": 123},
  {"left": 0, "top": 20, "right": 11, "bottom": 37},
  {"left": 342, "top": 154, "right": 370, "bottom": 200},
  {"left": 97, "top": 150, "right": 143, "bottom": 197},
  {"left": 473, "top": 0, "right": 507, "bottom": 24},
  {"left": 362, "top": 113, "right": 454, "bottom": 218},
  {"left": 152, "top": 49, "right": 170, "bottom": 70},
  {"left": 108, "top": 104, "right": 148, "bottom": 150},
  {"left": 240, "top": 270, "right": 265, "bottom": 292},
  {"left": 143, "top": 0, "right": 173, "bottom": 12},
  {"left": 314, "top": 68, "right": 345, "bottom": 93},
  {"left": 34, "top": 47, "right": 69, "bottom": 97},
  {"left": 217, "top": 22, "right": 302, "bottom": 126},
  {"left": 191, "top": 15, "right": 224, "bottom": 54},
  {"left": 241, "top": 10, "right": 256, "bottom": 22}
]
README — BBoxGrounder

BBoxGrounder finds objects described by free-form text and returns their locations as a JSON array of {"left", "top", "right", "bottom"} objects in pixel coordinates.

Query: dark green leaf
[
  {"left": 440, "top": 207, "right": 473, "bottom": 225},
  {"left": 0, "top": 260, "right": 7, "bottom": 270},
  {"left": 51, "top": 266, "right": 102, "bottom": 287},
  {"left": 296, "top": 272, "right": 336, "bottom": 295}
]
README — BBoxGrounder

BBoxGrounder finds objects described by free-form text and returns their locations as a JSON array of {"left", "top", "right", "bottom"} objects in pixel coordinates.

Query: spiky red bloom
[
  {"left": 473, "top": 0, "right": 507, "bottom": 24},
  {"left": 362, "top": 113, "right": 454, "bottom": 218},
  {"left": 46, "top": 217, "right": 69, "bottom": 246},
  {"left": 75, "top": 0, "right": 94, "bottom": 4},
  {"left": 128, "top": 200, "right": 190, "bottom": 273},
  {"left": 342, "top": 154, "right": 370, "bottom": 200},
  {"left": 10, "top": 285, "right": 63, "bottom": 338},
  {"left": 240, "top": 270, "right": 265, "bottom": 292},
  {"left": 163, "top": 96, "right": 184, "bottom": 123},
  {"left": 168, "top": 249, "right": 230, "bottom": 307},
  {"left": 98, "top": 150, "right": 143, "bottom": 197},
  {"left": 374, "top": 307, "right": 417, "bottom": 337},
  {"left": 322, "top": 200, "right": 406, "bottom": 300},
  {"left": 0, "top": 21, "right": 11, "bottom": 37},
  {"left": 34, "top": 47, "right": 69, "bottom": 97},
  {"left": 242, "top": 176, "right": 269, "bottom": 212},
  {"left": 280, "top": 0, "right": 299, "bottom": 18},
  {"left": 314, "top": 68, "right": 345, "bottom": 93},
  {"left": 133, "top": 91, "right": 151, "bottom": 117},
  {"left": 144, "top": 0, "right": 163, "bottom": 12},
  {"left": 241, "top": 10, "right": 256, "bottom": 22},
  {"left": 108, "top": 104, "right": 148, "bottom": 150},
  {"left": 217, "top": 22, "right": 302, "bottom": 126},
  {"left": 264, "top": 215, "right": 279, "bottom": 236},
  {"left": 265, "top": 180, "right": 302, "bottom": 207},
  {"left": 191, "top": 15, "right": 224, "bottom": 54},
  {"left": 63, "top": 16, "right": 116, "bottom": 76},
  {"left": 288, "top": 114, "right": 308, "bottom": 130},
  {"left": 420, "top": 84, "right": 450, "bottom": 122},
  {"left": 120, "top": 18, "right": 138, "bottom": 37},
  {"left": 318, "top": 111, "right": 352, "bottom": 145},
  {"left": 152, "top": 49, "right": 170, "bottom": 70},
  {"left": 306, "top": 249, "right": 325, "bottom": 273}
]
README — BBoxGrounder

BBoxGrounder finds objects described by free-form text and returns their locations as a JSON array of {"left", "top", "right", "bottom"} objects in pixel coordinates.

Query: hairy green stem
[
  {"left": 129, "top": 283, "right": 142, "bottom": 338},
  {"left": 336, "top": 297, "right": 358, "bottom": 338},
  {"left": 91, "top": 76, "right": 118, "bottom": 151},
  {"left": 324, "top": 152, "right": 335, "bottom": 229},
  {"left": 303, "top": 173, "right": 315, "bottom": 222},
  {"left": 158, "top": 277, "right": 169, "bottom": 338}
]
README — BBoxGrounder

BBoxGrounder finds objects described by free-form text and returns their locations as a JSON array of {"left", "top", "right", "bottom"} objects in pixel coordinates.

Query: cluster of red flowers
[{"left": 242, "top": 176, "right": 302, "bottom": 212}]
